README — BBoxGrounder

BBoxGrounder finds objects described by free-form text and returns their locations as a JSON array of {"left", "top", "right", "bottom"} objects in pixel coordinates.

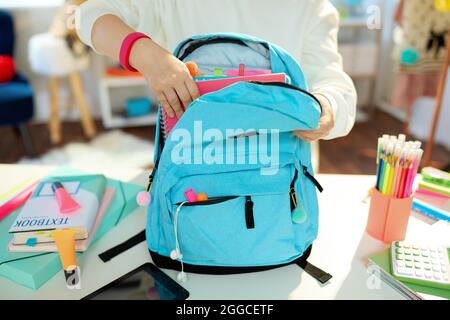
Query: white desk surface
[{"left": 0, "top": 164, "right": 448, "bottom": 300}]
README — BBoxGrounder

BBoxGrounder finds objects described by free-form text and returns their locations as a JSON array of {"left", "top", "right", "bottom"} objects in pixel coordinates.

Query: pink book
[
  {"left": 161, "top": 73, "right": 287, "bottom": 139},
  {"left": 415, "top": 188, "right": 450, "bottom": 211},
  {"left": 7, "top": 188, "right": 115, "bottom": 253},
  {"left": 416, "top": 187, "right": 450, "bottom": 199}
]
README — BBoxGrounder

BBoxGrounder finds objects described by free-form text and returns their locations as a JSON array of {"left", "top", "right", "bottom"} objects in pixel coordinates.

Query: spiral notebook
[{"left": 160, "top": 73, "right": 287, "bottom": 140}]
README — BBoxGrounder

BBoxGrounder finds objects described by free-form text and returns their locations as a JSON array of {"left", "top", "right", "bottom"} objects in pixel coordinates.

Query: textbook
[
  {"left": 7, "top": 188, "right": 115, "bottom": 252},
  {"left": 9, "top": 175, "right": 106, "bottom": 245}
]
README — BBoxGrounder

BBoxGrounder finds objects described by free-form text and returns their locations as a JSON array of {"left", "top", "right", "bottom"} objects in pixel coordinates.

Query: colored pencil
[{"left": 375, "top": 134, "right": 424, "bottom": 199}]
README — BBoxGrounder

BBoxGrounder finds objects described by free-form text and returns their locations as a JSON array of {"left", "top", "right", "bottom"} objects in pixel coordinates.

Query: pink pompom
[{"left": 136, "top": 191, "right": 151, "bottom": 206}]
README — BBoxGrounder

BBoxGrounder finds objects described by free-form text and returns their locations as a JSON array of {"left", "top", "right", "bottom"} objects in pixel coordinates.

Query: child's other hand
[
  {"left": 130, "top": 38, "right": 200, "bottom": 118},
  {"left": 294, "top": 94, "right": 334, "bottom": 142}
]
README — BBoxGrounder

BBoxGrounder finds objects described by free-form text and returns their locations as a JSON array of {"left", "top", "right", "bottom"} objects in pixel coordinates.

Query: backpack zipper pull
[
  {"left": 290, "top": 187, "right": 297, "bottom": 211},
  {"left": 302, "top": 166, "right": 323, "bottom": 192},
  {"left": 245, "top": 196, "right": 255, "bottom": 229},
  {"left": 137, "top": 168, "right": 157, "bottom": 207},
  {"left": 290, "top": 188, "right": 307, "bottom": 224}
]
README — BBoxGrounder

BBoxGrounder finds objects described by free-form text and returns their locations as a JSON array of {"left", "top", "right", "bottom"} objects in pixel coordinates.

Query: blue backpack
[{"left": 145, "top": 33, "right": 331, "bottom": 283}]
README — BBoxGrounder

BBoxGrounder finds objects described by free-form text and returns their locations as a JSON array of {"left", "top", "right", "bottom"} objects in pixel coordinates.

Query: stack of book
[
  {"left": 412, "top": 167, "right": 450, "bottom": 222},
  {"left": 7, "top": 174, "right": 114, "bottom": 252}
]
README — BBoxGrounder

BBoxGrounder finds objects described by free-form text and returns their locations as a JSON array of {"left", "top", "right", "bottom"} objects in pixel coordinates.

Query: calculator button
[
  {"left": 396, "top": 248, "right": 404, "bottom": 254},
  {"left": 433, "top": 265, "right": 441, "bottom": 272},
  {"left": 434, "top": 273, "right": 442, "bottom": 280},
  {"left": 396, "top": 260, "right": 405, "bottom": 267},
  {"left": 403, "top": 268, "right": 413, "bottom": 276},
  {"left": 405, "top": 261, "right": 413, "bottom": 268},
  {"left": 405, "top": 256, "right": 412, "bottom": 261},
  {"left": 425, "top": 271, "right": 433, "bottom": 279},
  {"left": 396, "top": 267, "right": 406, "bottom": 275},
  {"left": 414, "top": 257, "right": 421, "bottom": 263},
  {"left": 414, "top": 263, "right": 423, "bottom": 269},
  {"left": 432, "top": 258, "right": 440, "bottom": 264},
  {"left": 429, "top": 248, "right": 437, "bottom": 253},
  {"left": 404, "top": 249, "right": 412, "bottom": 255},
  {"left": 421, "top": 251, "right": 429, "bottom": 257},
  {"left": 415, "top": 269, "right": 423, "bottom": 277},
  {"left": 424, "top": 264, "right": 431, "bottom": 270},
  {"left": 431, "top": 252, "right": 438, "bottom": 258},
  {"left": 396, "top": 254, "right": 404, "bottom": 260}
]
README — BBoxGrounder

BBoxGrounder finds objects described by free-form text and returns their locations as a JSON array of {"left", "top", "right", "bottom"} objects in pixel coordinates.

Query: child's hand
[
  {"left": 294, "top": 94, "right": 334, "bottom": 142},
  {"left": 130, "top": 38, "right": 200, "bottom": 118}
]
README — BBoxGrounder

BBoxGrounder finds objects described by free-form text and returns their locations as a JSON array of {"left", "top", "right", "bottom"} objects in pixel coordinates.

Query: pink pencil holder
[{"left": 366, "top": 188, "right": 413, "bottom": 244}]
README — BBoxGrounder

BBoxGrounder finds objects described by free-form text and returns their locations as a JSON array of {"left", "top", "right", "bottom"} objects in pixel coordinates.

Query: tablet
[{"left": 83, "top": 263, "right": 189, "bottom": 300}]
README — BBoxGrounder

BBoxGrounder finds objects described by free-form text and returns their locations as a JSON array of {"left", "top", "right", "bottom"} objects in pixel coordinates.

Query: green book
[{"left": 368, "top": 249, "right": 450, "bottom": 300}]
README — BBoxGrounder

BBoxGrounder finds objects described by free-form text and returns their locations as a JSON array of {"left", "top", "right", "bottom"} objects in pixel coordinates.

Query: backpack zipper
[
  {"left": 248, "top": 81, "right": 322, "bottom": 106},
  {"left": 146, "top": 168, "right": 156, "bottom": 192},
  {"left": 177, "top": 37, "right": 261, "bottom": 61},
  {"left": 175, "top": 196, "right": 239, "bottom": 207},
  {"left": 177, "top": 36, "right": 269, "bottom": 61},
  {"left": 175, "top": 195, "right": 255, "bottom": 229}
]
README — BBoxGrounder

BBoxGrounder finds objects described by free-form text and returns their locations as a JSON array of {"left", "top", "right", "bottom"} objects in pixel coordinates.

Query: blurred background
[{"left": 0, "top": 0, "right": 449, "bottom": 174}]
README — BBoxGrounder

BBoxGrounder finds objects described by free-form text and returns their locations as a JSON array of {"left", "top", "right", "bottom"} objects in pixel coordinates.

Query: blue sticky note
[{"left": 25, "top": 238, "right": 37, "bottom": 247}]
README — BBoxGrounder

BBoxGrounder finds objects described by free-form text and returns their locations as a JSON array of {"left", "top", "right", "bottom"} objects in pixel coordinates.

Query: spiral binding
[{"left": 160, "top": 108, "right": 168, "bottom": 141}]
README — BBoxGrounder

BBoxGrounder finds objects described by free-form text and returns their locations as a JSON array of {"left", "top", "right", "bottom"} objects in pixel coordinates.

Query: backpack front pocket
[{"left": 172, "top": 191, "right": 300, "bottom": 267}]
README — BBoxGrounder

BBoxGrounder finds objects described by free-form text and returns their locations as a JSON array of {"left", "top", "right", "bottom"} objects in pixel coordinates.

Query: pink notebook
[{"left": 161, "top": 73, "right": 287, "bottom": 139}]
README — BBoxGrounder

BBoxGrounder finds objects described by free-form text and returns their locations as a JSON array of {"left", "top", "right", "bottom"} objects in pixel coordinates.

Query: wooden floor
[{"left": 1, "top": 110, "right": 449, "bottom": 174}]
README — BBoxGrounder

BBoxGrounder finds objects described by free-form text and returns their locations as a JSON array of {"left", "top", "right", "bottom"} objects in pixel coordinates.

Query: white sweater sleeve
[
  {"left": 76, "top": 0, "right": 160, "bottom": 51},
  {"left": 301, "top": 0, "right": 357, "bottom": 140}
]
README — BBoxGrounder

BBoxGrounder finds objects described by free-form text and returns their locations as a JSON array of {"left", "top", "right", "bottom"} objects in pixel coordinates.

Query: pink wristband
[{"left": 119, "top": 32, "right": 150, "bottom": 71}]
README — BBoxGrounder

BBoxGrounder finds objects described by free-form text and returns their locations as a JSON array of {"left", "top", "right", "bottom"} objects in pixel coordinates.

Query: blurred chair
[
  {"left": 28, "top": 30, "right": 96, "bottom": 144},
  {"left": 0, "top": 10, "right": 35, "bottom": 157}
]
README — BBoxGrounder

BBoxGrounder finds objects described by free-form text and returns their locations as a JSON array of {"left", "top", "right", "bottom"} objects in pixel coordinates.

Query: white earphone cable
[{"left": 173, "top": 201, "right": 188, "bottom": 281}]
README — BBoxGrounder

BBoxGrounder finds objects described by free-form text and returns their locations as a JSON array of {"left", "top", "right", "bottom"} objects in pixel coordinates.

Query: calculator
[{"left": 390, "top": 241, "right": 450, "bottom": 290}]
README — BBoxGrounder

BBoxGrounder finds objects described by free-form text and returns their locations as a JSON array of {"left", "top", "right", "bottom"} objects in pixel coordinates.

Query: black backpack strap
[
  {"left": 98, "top": 230, "right": 146, "bottom": 262},
  {"left": 296, "top": 259, "right": 332, "bottom": 284}
]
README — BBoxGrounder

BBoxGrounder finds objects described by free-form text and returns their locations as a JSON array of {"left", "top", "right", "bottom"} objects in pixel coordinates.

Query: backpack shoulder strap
[
  {"left": 296, "top": 259, "right": 332, "bottom": 284},
  {"left": 98, "top": 230, "right": 146, "bottom": 262},
  {"left": 294, "top": 245, "right": 332, "bottom": 284}
]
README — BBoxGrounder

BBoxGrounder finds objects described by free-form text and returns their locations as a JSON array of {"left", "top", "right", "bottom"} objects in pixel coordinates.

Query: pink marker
[
  {"left": 184, "top": 189, "right": 198, "bottom": 202},
  {"left": 0, "top": 181, "right": 39, "bottom": 221},
  {"left": 238, "top": 64, "right": 245, "bottom": 76},
  {"left": 404, "top": 149, "right": 423, "bottom": 198},
  {"left": 51, "top": 182, "right": 80, "bottom": 214}
]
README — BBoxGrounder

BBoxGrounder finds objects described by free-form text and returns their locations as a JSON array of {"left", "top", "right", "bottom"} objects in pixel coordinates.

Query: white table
[{"left": 0, "top": 164, "right": 448, "bottom": 300}]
